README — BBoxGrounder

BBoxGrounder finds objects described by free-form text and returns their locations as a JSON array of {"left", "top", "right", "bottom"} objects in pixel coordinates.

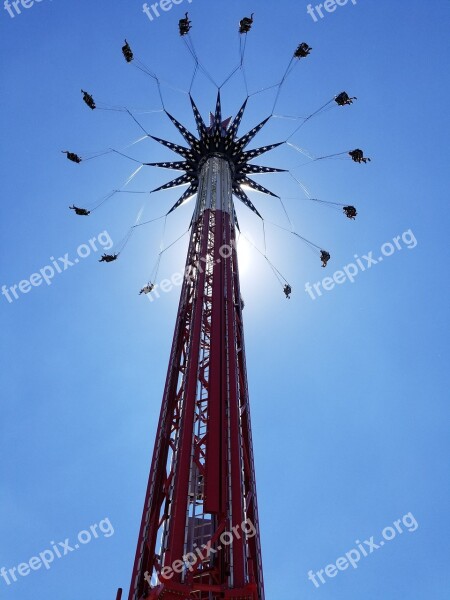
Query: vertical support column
[
  {"left": 128, "top": 154, "right": 265, "bottom": 600},
  {"left": 164, "top": 209, "right": 211, "bottom": 568}
]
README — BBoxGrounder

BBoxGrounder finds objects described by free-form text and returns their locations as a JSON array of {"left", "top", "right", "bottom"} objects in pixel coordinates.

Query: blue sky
[{"left": 0, "top": 0, "right": 449, "bottom": 598}]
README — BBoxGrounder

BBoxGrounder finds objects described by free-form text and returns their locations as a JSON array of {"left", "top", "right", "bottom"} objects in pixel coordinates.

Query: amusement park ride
[{"left": 64, "top": 11, "right": 369, "bottom": 600}]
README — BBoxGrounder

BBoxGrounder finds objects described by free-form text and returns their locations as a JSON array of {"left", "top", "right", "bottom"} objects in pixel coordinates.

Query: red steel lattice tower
[{"left": 126, "top": 92, "right": 284, "bottom": 600}]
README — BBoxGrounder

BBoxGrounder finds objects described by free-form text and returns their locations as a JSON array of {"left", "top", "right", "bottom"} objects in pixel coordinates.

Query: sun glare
[{"left": 236, "top": 234, "right": 253, "bottom": 276}]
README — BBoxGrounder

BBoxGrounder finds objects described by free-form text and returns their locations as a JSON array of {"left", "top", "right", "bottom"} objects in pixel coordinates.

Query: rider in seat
[
  {"left": 294, "top": 42, "right": 312, "bottom": 58},
  {"left": 284, "top": 284, "right": 292, "bottom": 299},
  {"left": 69, "top": 205, "right": 90, "bottom": 216},
  {"left": 122, "top": 39, "right": 134, "bottom": 63},
  {"left": 62, "top": 151, "right": 82, "bottom": 163},
  {"left": 179, "top": 13, "right": 192, "bottom": 36},
  {"left": 81, "top": 90, "right": 96, "bottom": 110},
  {"left": 139, "top": 283, "right": 155, "bottom": 295},
  {"left": 335, "top": 91, "right": 357, "bottom": 106},
  {"left": 99, "top": 253, "right": 118, "bottom": 263},
  {"left": 349, "top": 149, "right": 371, "bottom": 164},
  {"left": 320, "top": 250, "right": 331, "bottom": 268},
  {"left": 343, "top": 205, "right": 357, "bottom": 219},
  {"left": 239, "top": 13, "right": 254, "bottom": 34}
]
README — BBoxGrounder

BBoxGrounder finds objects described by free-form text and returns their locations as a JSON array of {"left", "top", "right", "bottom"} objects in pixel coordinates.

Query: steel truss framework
[
  {"left": 129, "top": 156, "right": 265, "bottom": 600},
  {"left": 126, "top": 82, "right": 285, "bottom": 600}
]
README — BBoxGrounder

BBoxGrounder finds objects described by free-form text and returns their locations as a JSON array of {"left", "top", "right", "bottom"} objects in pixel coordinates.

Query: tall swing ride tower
[
  {"left": 66, "top": 12, "right": 366, "bottom": 600},
  {"left": 127, "top": 93, "right": 280, "bottom": 600},
  {"left": 129, "top": 109, "right": 269, "bottom": 600},
  {"left": 126, "top": 16, "right": 286, "bottom": 600}
]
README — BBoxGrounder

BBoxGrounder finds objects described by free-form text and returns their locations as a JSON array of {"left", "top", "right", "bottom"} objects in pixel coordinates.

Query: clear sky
[{"left": 1, "top": 1, "right": 449, "bottom": 599}]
